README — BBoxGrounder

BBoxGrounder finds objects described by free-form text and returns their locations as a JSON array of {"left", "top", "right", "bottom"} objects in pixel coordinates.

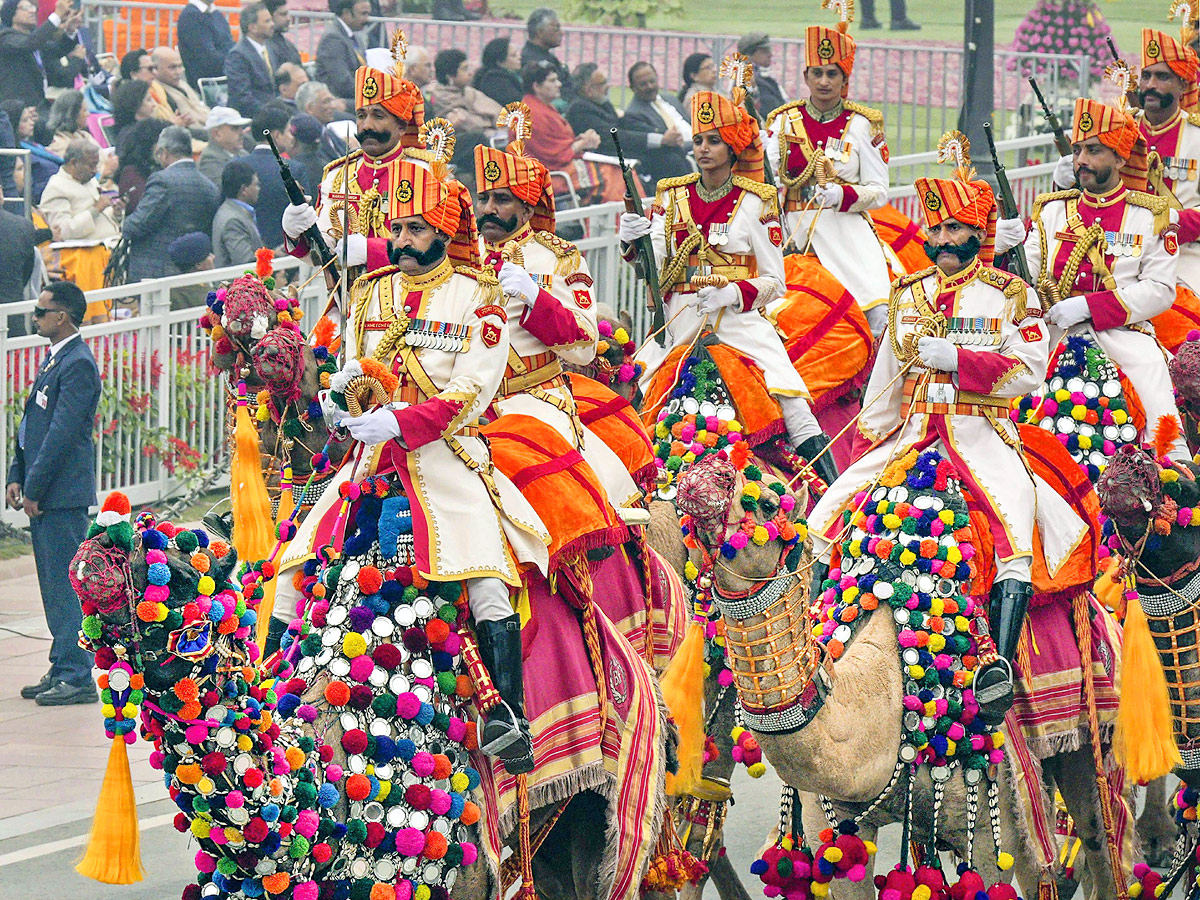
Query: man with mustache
[
  {"left": 473, "top": 103, "right": 642, "bottom": 508},
  {"left": 302, "top": 158, "right": 550, "bottom": 774},
  {"left": 809, "top": 134, "right": 1049, "bottom": 725},
  {"left": 282, "top": 37, "right": 425, "bottom": 274},
  {"left": 1025, "top": 98, "right": 1186, "bottom": 460}
]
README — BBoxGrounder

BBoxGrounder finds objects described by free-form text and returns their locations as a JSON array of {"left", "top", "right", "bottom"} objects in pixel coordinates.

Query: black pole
[{"left": 958, "top": 0, "right": 996, "bottom": 182}]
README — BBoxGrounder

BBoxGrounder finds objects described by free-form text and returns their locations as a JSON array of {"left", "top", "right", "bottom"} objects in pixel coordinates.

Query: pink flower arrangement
[{"left": 1010, "top": 0, "right": 1116, "bottom": 79}]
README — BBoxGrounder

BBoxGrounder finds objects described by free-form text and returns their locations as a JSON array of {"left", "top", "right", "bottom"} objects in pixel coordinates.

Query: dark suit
[
  {"left": 0, "top": 208, "right": 35, "bottom": 336},
  {"left": 177, "top": 3, "right": 234, "bottom": 89},
  {"left": 519, "top": 41, "right": 573, "bottom": 101},
  {"left": 753, "top": 68, "right": 787, "bottom": 123},
  {"left": 316, "top": 20, "right": 364, "bottom": 101},
  {"left": 621, "top": 94, "right": 693, "bottom": 185},
  {"left": 246, "top": 145, "right": 307, "bottom": 250},
  {"left": 267, "top": 32, "right": 302, "bottom": 70},
  {"left": 7, "top": 334, "right": 100, "bottom": 687},
  {"left": 225, "top": 37, "right": 277, "bottom": 117},
  {"left": 122, "top": 159, "right": 219, "bottom": 280},
  {"left": 566, "top": 95, "right": 653, "bottom": 170},
  {"left": 0, "top": 20, "right": 78, "bottom": 110}
]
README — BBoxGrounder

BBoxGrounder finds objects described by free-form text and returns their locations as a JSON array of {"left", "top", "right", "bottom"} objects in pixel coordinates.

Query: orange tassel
[
  {"left": 231, "top": 401, "right": 274, "bottom": 565},
  {"left": 660, "top": 622, "right": 705, "bottom": 796},
  {"left": 76, "top": 739, "right": 144, "bottom": 884},
  {"left": 255, "top": 247, "right": 273, "bottom": 278},
  {"left": 256, "top": 483, "right": 294, "bottom": 649},
  {"left": 1154, "top": 414, "right": 1181, "bottom": 461},
  {"left": 1114, "top": 593, "right": 1182, "bottom": 782}
]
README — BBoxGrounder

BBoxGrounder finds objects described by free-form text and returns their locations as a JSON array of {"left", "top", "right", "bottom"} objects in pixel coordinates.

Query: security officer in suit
[{"left": 6, "top": 281, "right": 101, "bottom": 705}]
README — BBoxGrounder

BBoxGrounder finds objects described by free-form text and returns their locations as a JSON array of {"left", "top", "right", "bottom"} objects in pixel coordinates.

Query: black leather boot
[
  {"left": 474, "top": 615, "right": 535, "bottom": 774},
  {"left": 811, "top": 560, "right": 831, "bottom": 601},
  {"left": 264, "top": 615, "right": 288, "bottom": 657},
  {"left": 796, "top": 433, "right": 840, "bottom": 493},
  {"left": 973, "top": 579, "right": 1032, "bottom": 726}
]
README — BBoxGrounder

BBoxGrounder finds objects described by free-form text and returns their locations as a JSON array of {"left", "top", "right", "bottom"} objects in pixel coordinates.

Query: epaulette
[
  {"left": 978, "top": 265, "right": 1027, "bottom": 300},
  {"left": 533, "top": 230, "right": 582, "bottom": 276},
  {"left": 891, "top": 267, "right": 936, "bottom": 292},
  {"left": 844, "top": 101, "right": 886, "bottom": 137},
  {"left": 767, "top": 99, "right": 806, "bottom": 123},
  {"left": 656, "top": 173, "right": 700, "bottom": 194},
  {"left": 354, "top": 263, "right": 399, "bottom": 288},
  {"left": 456, "top": 265, "right": 502, "bottom": 305},
  {"left": 731, "top": 175, "right": 777, "bottom": 204},
  {"left": 323, "top": 150, "right": 364, "bottom": 179},
  {"left": 1030, "top": 188, "right": 1079, "bottom": 223},
  {"left": 1187, "top": 110, "right": 1200, "bottom": 128},
  {"left": 1125, "top": 189, "right": 1172, "bottom": 233}
]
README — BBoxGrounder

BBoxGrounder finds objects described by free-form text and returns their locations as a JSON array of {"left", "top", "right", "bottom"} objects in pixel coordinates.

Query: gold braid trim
[
  {"left": 775, "top": 106, "right": 819, "bottom": 191},
  {"left": 654, "top": 173, "right": 700, "bottom": 194},
  {"left": 978, "top": 265, "right": 1030, "bottom": 321},
  {"left": 1188, "top": 110, "right": 1200, "bottom": 128},
  {"left": 533, "top": 230, "right": 582, "bottom": 276},
  {"left": 888, "top": 270, "right": 946, "bottom": 364},
  {"left": 732, "top": 175, "right": 778, "bottom": 203},
  {"left": 844, "top": 100, "right": 885, "bottom": 137},
  {"left": 1147, "top": 151, "right": 1185, "bottom": 211},
  {"left": 658, "top": 184, "right": 702, "bottom": 290},
  {"left": 322, "top": 150, "right": 363, "bottom": 179},
  {"left": 351, "top": 265, "right": 401, "bottom": 358},
  {"left": 1125, "top": 188, "right": 1172, "bottom": 233},
  {"left": 459, "top": 266, "right": 503, "bottom": 306},
  {"left": 1031, "top": 192, "right": 1080, "bottom": 308},
  {"left": 766, "top": 98, "right": 806, "bottom": 124}
]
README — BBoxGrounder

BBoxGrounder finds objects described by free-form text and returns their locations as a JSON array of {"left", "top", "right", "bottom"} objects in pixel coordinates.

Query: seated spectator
[
  {"left": 152, "top": 46, "right": 210, "bottom": 128},
  {"left": 264, "top": 0, "right": 301, "bottom": 69},
  {"left": 274, "top": 62, "right": 307, "bottom": 111},
  {"left": 225, "top": 2, "right": 279, "bottom": 117},
  {"left": 0, "top": 97, "right": 17, "bottom": 198},
  {"left": 121, "top": 124, "right": 218, "bottom": 281},
  {"left": 114, "top": 117, "right": 167, "bottom": 214},
  {"left": 244, "top": 101, "right": 304, "bottom": 249},
  {"left": 2, "top": 100, "right": 59, "bottom": 201},
  {"left": 738, "top": 32, "right": 785, "bottom": 121},
  {"left": 406, "top": 45, "right": 433, "bottom": 94},
  {"left": 520, "top": 7, "right": 571, "bottom": 106},
  {"left": 39, "top": 137, "right": 119, "bottom": 313},
  {"left": 521, "top": 61, "right": 602, "bottom": 204},
  {"left": 287, "top": 112, "right": 324, "bottom": 195},
  {"left": 46, "top": 89, "right": 116, "bottom": 180},
  {"left": 316, "top": 0, "right": 368, "bottom": 102},
  {"left": 120, "top": 48, "right": 178, "bottom": 123},
  {"left": 0, "top": 180, "right": 35, "bottom": 335},
  {"left": 111, "top": 79, "right": 158, "bottom": 150},
  {"left": 473, "top": 37, "right": 522, "bottom": 108},
  {"left": 621, "top": 62, "right": 692, "bottom": 185},
  {"left": 198, "top": 105, "right": 249, "bottom": 185},
  {"left": 177, "top": 0, "right": 233, "bottom": 90},
  {"left": 678, "top": 52, "right": 717, "bottom": 106},
  {"left": 167, "top": 231, "right": 215, "bottom": 310},
  {"left": 212, "top": 157, "right": 262, "bottom": 268},
  {"left": 566, "top": 62, "right": 655, "bottom": 170},
  {"left": 427, "top": 49, "right": 499, "bottom": 134},
  {"left": 294, "top": 80, "right": 344, "bottom": 164},
  {"left": 0, "top": 0, "right": 79, "bottom": 111}
]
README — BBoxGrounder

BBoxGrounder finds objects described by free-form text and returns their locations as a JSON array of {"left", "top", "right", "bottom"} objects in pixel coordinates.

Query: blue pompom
[
  {"left": 191, "top": 528, "right": 210, "bottom": 548},
  {"left": 750, "top": 859, "right": 768, "bottom": 876},
  {"left": 142, "top": 529, "right": 168, "bottom": 550},
  {"left": 464, "top": 766, "right": 481, "bottom": 790},
  {"left": 395, "top": 738, "right": 416, "bottom": 761},
  {"left": 415, "top": 702, "right": 435, "bottom": 726},
  {"left": 373, "top": 735, "right": 396, "bottom": 763},
  {"left": 146, "top": 562, "right": 171, "bottom": 585},
  {"left": 276, "top": 694, "right": 302, "bottom": 718},
  {"left": 261, "top": 803, "right": 280, "bottom": 822},
  {"left": 318, "top": 783, "right": 339, "bottom": 808}
]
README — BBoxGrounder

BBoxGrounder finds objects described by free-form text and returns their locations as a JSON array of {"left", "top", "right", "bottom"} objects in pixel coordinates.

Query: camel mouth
[{"left": 1096, "top": 444, "right": 1161, "bottom": 524}]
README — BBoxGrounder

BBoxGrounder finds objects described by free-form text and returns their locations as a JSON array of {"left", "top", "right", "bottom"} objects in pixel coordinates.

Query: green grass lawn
[{"left": 492, "top": 0, "right": 1153, "bottom": 54}]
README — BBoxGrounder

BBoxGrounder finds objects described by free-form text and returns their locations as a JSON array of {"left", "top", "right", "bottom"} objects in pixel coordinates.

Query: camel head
[
  {"left": 676, "top": 446, "right": 808, "bottom": 595},
  {"left": 1171, "top": 337, "right": 1200, "bottom": 419},
  {"left": 1097, "top": 443, "right": 1165, "bottom": 530},
  {"left": 72, "top": 492, "right": 247, "bottom": 697}
]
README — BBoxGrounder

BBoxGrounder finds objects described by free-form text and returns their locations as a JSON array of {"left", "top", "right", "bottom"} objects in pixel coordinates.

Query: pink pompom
[
  {"left": 446, "top": 718, "right": 467, "bottom": 742},
  {"left": 349, "top": 655, "right": 374, "bottom": 683},
  {"left": 295, "top": 809, "right": 319, "bottom": 837},
  {"left": 429, "top": 789, "right": 452, "bottom": 815},
  {"left": 195, "top": 851, "right": 217, "bottom": 872},
  {"left": 718, "top": 668, "right": 734, "bottom": 687},
  {"left": 225, "top": 790, "right": 245, "bottom": 809},
  {"left": 185, "top": 724, "right": 209, "bottom": 744},
  {"left": 440, "top": 632, "right": 461, "bottom": 655},
  {"left": 395, "top": 827, "right": 426, "bottom": 856},
  {"left": 461, "top": 842, "right": 478, "bottom": 865},
  {"left": 293, "top": 883, "right": 319, "bottom": 900},
  {"left": 411, "top": 751, "right": 436, "bottom": 777},
  {"left": 143, "top": 585, "right": 170, "bottom": 603},
  {"left": 297, "top": 704, "right": 318, "bottom": 723},
  {"left": 325, "top": 764, "right": 343, "bottom": 782},
  {"left": 396, "top": 692, "right": 421, "bottom": 719},
  {"left": 146, "top": 549, "right": 168, "bottom": 564}
]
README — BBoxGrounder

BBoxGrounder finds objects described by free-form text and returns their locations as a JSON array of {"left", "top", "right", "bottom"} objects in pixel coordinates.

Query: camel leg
[
  {"left": 1138, "top": 776, "right": 1178, "bottom": 869},
  {"left": 706, "top": 852, "right": 755, "bottom": 900},
  {"left": 1046, "top": 748, "right": 1128, "bottom": 900}
]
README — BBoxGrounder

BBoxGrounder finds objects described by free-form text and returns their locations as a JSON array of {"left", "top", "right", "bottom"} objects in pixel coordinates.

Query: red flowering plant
[{"left": 1009, "top": 0, "right": 1117, "bottom": 80}]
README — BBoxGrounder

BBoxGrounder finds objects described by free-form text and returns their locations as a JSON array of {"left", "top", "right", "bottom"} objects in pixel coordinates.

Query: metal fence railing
[
  {"left": 1, "top": 135, "right": 1058, "bottom": 519},
  {"left": 79, "top": 0, "right": 1089, "bottom": 154}
]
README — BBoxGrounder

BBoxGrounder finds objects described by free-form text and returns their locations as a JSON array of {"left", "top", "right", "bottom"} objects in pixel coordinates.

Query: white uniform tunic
[
  {"left": 1138, "top": 108, "right": 1200, "bottom": 295},
  {"left": 765, "top": 100, "right": 895, "bottom": 329}
]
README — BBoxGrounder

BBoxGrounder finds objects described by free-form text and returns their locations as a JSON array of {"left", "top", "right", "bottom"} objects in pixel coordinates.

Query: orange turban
[
  {"left": 805, "top": 26, "right": 856, "bottom": 81},
  {"left": 691, "top": 90, "right": 764, "bottom": 182},
  {"left": 1071, "top": 98, "right": 1140, "bottom": 160},
  {"left": 473, "top": 105, "right": 557, "bottom": 234},
  {"left": 914, "top": 176, "right": 998, "bottom": 264},
  {"left": 355, "top": 66, "right": 425, "bottom": 149},
  {"left": 1142, "top": 28, "right": 1200, "bottom": 112},
  {"left": 388, "top": 159, "right": 479, "bottom": 268}
]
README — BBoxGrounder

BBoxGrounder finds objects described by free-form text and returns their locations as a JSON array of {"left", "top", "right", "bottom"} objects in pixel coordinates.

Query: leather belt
[
  {"left": 500, "top": 356, "right": 564, "bottom": 396},
  {"left": 901, "top": 374, "right": 1009, "bottom": 417}
]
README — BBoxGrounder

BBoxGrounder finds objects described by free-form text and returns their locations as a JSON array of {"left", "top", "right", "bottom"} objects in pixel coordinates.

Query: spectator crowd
[{"left": 0, "top": 0, "right": 808, "bottom": 331}]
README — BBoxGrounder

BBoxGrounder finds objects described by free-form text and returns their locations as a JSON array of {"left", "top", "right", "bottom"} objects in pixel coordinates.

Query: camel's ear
[
  {"left": 787, "top": 484, "right": 808, "bottom": 522},
  {"left": 619, "top": 309, "right": 633, "bottom": 333}
]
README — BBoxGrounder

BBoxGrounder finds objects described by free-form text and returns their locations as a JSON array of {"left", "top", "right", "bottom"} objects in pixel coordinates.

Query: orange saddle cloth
[
  {"left": 566, "top": 373, "right": 657, "bottom": 490},
  {"left": 869, "top": 203, "right": 929, "bottom": 276},
  {"left": 1151, "top": 285, "right": 1200, "bottom": 354},
  {"left": 483, "top": 414, "right": 629, "bottom": 570}
]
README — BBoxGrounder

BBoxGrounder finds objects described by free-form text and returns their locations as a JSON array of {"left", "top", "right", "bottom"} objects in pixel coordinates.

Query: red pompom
[
  {"left": 341, "top": 729, "right": 369, "bottom": 755},
  {"left": 344, "top": 773, "right": 371, "bottom": 801},
  {"left": 357, "top": 566, "right": 384, "bottom": 594},
  {"left": 102, "top": 492, "right": 131, "bottom": 515},
  {"left": 372, "top": 643, "right": 403, "bottom": 670},
  {"left": 201, "top": 752, "right": 227, "bottom": 776}
]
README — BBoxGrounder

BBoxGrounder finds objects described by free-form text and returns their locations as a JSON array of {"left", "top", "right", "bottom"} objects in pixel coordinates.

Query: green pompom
[
  {"left": 349, "top": 878, "right": 374, "bottom": 900},
  {"left": 106, "top": 520, "right": 135, "bottom": 550},
  {"left": 287, "top": 835, "right": 311, "bottom": 859},
  {"left": 293, "top": 782, "right": 317, "bottom": 808},
  {"left": 279, "top": 804, "right": 299, "bottom": 823},
  {"left": 372, "top": 693, "right": 398, "bottom": 718},
  {"left": 436, "top": 672, "right": 458, "bottom": 696},
  {"left": 344, "top": 818, "right": 367, "bottom": 843},
  {"left": 81, "top": 615, "right": 102, "bottom": 639},
  {"left": 174, "top": 530, "right": 199, "bottom": 553},
  {"left": 216, "top": 856, "right": 238, "bottom": 875}
]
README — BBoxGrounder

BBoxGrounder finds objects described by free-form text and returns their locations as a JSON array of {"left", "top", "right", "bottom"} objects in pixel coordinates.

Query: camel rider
[
  {"left": 619, "top": 87, "right": 840, "bottom": 489},
  {"left": 282, "top": 36, "right": 425, "bottom": 275},
  {"left": 473, "top": 103, "right": 642, "bottom": 508},
  {"left": 809, "top": 140, "right": 1049, "bottom": 725},
  {"left": 1023, "top": 98, "right": 1187, "bottom": 459},
  {"left": 763, "top": 6, "right": 896, "bottom": 335},
  {"left": 305, "top": 159, "right": 551, "bottom": 774}
]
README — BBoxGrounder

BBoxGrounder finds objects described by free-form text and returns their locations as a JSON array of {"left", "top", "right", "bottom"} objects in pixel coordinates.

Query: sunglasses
[{"left": 32, "top": 305, "right": 62, "bottom": 318}]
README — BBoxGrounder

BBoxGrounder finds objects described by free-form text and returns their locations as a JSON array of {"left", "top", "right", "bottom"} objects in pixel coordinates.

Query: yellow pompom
[
  {"left": 1129, "top": 886, "right": 1143, "bottom": 899},
  {"left": 747, "top": 762, "right": 767, "bottom": 778},
  {"left": 824, "top": 847, "right": 844, "bottom": 863},
  {"left": 1161, "top": 469, "right": 1180, "bottom": 484},
  {"left": 743, "top": 482, "right": 761, "bottom": 499},
  {"left": 197, "top": 576, "right": 216, "bottom": 596},
  {"left": 319, "top": 372, "right": 331, "bottom": 389},
  {"left": 101, "top": 703, "right": 117, "bottom": 718},
  {"left": 255, "top": 405, "right": 270, "bottom": 422},
  {"left": 863, "top": 840, "right": 877, "bottom": 854},
  {"left": 154, "top": 602, "right": 169, "bottom": 622},
  {"left": 450, "top": 772, "right": 469, "bottom": 792},
  {"left": 376, "top": 780, "right": 391, "bottom": 802},
  {"left": 813, "top": 883, "right": 830, "bottom": 898},
  {"left": 613, "top": 327, "right": 629, "bottom": 344},
  {"left": 900, "top": 550, "right": 917, "bottom": 565},
  {"left": 728, "top": 420, "right": 742, "bottom": 433},
  {"left": 914, "top": 886, "right": 931, "bottom": 900},
  {"left": 210, "top": 324, "right": 225, "bottom": 340},
  {"left": 1113, "top": 409, "right": 1128, "bottom": 425},
  {"left": 731, "top": 726, "right": 746, "bottom": 741},
  {"left": 237, "top": 734, "right": 253, "bottom": 751},
  {"left": 992, "top": 731, "right": 1006, "bottom": 748},
  {"left": 752, "top": 526, "right": 770, "bottom": 545},
  {"left": 224, "top": 826, "right": 244, "bottom": 845},
  {"left": 684, "top": 560, "right": 698, "bottom": 581},
  {"left": 191, "top": 818, "right": 211, "bottom": 839},
  {"left": 342, "top": 632, "right": 367, "bottom": 658},
  {"left": 997, "top": 852, "right": 1014, "bottom": 871},
  {"left": 939, "top": 509, "right": 955, "bottom": 524},
  {"left": 196, "top": 776, "right": 214, "bottom": 794},
  {"left": 122, "top": 703, "right": 137, "bottom": 718}
]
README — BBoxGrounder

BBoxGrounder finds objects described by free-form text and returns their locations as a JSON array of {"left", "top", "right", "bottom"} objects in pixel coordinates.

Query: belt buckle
[{"left": 927, "top": 382, "right": 956, "bottom": 405}]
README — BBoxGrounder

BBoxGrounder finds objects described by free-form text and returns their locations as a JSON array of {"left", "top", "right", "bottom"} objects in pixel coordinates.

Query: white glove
[
  {"left": 1047, "top": 295, "right": 1091, "bottom": 328},
  {"left": 335, "top": 232, "right": 368, "bottom": 267},
  {"left": 917, "top": 336, "right": 959, "bottom": 372},
  {"left": 619, "top": 212, "right": 651, "bottom": 242},
  {"left": 694, "top": 283, "right": 741, "bottom": 315},
  {"left": 282, "top": 202, "right": 318, "bottom": 240},
  {"left": 994, "top": 217, "right": 1027, "bottom": 254},
  {"left": 497, "top": 261, "right": 538, "bottom": 306},
  {"left": 812, "top": 183, "right": 844, "bottom": 209},
  {"left": 317, "top": 389, "right": 346, "bottom": 426},
  {"left": 343, "top": 407, "right": 402, "bottom": 445},
  {"left": 1053, "top": 155, "right": 1075, "bottom": 190}
]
